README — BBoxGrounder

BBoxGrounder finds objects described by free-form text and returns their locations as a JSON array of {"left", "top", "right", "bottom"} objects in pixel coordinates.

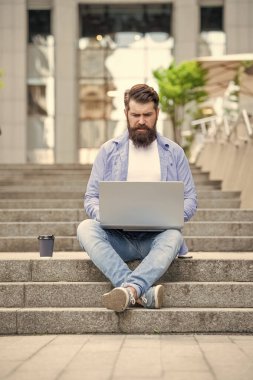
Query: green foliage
[{"left": 153, "top": 60, "right": 208, "bottom": 145}]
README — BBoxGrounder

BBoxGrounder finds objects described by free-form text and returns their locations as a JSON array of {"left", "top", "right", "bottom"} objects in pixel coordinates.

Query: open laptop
[{"left": 99, "top": 181, "right": 184, "bottom": 231}]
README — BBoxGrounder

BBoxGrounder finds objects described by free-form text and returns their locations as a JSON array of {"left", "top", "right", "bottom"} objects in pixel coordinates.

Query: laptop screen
[{"left": 99, "top": 181, "right": 184, "bottom": 231}]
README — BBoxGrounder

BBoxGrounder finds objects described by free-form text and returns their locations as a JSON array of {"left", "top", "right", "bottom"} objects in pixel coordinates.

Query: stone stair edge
[
  {"left": 1, "top": 251, "right": 253, "bottom": 260},
  {"left": 1, "top": 307, "right": 253, "bottom": 335},
  {"left": 1, "top": 280, "right": 252, "bottom": 285},
  {"left": 1, "top": 282, "right": 252, "bottom": 309},
  {"left": 1, "top": 220, "right": 252, "bottom": 224},
  {"left": 1, "top": 236, "right": 253, "bottom": 252}
]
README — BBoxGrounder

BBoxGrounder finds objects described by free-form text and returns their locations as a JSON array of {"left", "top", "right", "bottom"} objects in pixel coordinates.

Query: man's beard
[{"left": 127, "top": 120, "right": 157, "bottom": 148}]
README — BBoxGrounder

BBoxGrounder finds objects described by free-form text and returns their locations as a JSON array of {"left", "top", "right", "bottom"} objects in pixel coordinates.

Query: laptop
[{"left": 99, "top": 181, "right": 184, "bottom": 231}]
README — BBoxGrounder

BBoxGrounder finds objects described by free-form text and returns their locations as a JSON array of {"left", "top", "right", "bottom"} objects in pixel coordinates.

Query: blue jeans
[{"left": 77, "top": 219, "right": 183, "bottom": 298}]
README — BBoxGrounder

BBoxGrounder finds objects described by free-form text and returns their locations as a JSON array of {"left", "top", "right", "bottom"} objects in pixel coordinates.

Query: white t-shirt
[{"left": 127, "top": 139, "right": 161, "bottom": 181}]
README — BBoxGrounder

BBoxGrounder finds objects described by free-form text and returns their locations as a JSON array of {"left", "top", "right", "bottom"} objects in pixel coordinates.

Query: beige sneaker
[
  {"left": 102, "top": 287, "right": 136, "bottom": 312},
  {"left": 138, "top": 285, "right": 164, "bottom": 309}
]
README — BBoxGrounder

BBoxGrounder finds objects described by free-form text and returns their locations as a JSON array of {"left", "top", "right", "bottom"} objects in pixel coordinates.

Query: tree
[{"left": 153, "top": 61, "right": 208, "bottom": 145}]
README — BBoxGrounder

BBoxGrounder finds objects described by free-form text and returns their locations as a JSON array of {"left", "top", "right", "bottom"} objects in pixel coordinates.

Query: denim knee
[
  {"left": 77, "top": 219, "right": 100, "bottom": 247},
  {"left": 152, "top": 228, "right": 183, "bottom": 252}
]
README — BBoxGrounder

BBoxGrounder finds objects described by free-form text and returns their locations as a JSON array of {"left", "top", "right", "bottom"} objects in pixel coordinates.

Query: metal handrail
[
  {"left": 191, "top": 110, "right": 253, "bottom": 142},
  {"left": 241, "top": 109, "right": 253, "bottom": 138},
  {"left": 191, "top": 116, "right": 218, "bottom": 137}
]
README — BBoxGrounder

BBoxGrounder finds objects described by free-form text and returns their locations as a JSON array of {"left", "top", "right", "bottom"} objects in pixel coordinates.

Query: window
[
  {"left": 27, "top": 9, "right": 55, "bottom": 163},
  {"left": 200, "top": 6, "right": 223, "bottom": 32},
  {"left": 28, "top": 10, "right": 51, "bottom": 43},
  {"left": 199, "top": 6, "right": 225, "bottom": 56},
  {"left": 78, "top": 3, "right": 173, "bottom": 163}
]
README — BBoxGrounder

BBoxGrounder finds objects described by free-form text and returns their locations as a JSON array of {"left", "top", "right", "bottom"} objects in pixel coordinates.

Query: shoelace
[
  {"left": 140, "top": 295, "right": 147, "bottom": 304},
  {"left": 128, "top": 290, "right": 136, "bottom": 305},
  {"left": 121, "top": 283, "right": 136, "bottom": 306}
]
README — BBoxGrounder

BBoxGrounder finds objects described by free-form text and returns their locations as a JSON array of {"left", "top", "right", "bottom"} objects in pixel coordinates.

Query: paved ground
[{"left": 0, "top": 334, "right": 252, "bottom": 380}]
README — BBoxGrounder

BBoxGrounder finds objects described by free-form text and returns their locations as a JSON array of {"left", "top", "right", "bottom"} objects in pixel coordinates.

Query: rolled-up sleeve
[
  {"left": 84, "top": 147, "right": 106, "bottom": 221},
  {"left": 176, "top": 149, "right": 198, "bottom": 222}
]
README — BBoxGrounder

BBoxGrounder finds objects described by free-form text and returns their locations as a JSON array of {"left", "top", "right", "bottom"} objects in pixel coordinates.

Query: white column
[
  {"left": 225, "top": 0, "right": 253, "bottom": 54},
  {"left": 173, "top": 0, "right": 199, "bottom": 62},
  {"left": 54, "top": 0, "right": 77, "bottom": 163},
  {"left": 0, "top": 0, "right": 26, "bottom": 163}
]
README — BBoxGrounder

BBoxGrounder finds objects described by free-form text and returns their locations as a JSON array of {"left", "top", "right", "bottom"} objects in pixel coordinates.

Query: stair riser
[
  {"left": 0, "top": 178, "right": 221, "bottom": 186},
  {"left": 0, "top": 164, "right": 92, "bottom": 170},
  {"left": 1, "top": 309, "right": 252, "bottom": 335},
  {"left": 187, "top": 237, "right": 253, "bottom": 251},
  {"left": 1, "top": 282, "right": 252, "bottom": 308},
  {"left": 0, "top": 200, "right": 84, "bottom": 209},
  {"left": 0, "top": 171, "right": 209, "bottom": 179},
  {"left": 2, "top": 209, "right": 252, "bottom": 222},
  {"left": 1, "top": 237, "right": 253, "bottom": 251},
  {"left": 0, "top": 283, "right": 110, "bottom": 308},
  {"left": 0, "top": 179, "right": 90, "bottom": 186},
  {"left": 198, "top": 200, "right": 241, "bottom": 208},
  {"left": 0, "top": 191, "right": 240, "bottom": 199},
  {"left": 0, "top": 199, "right": 241, "bottom": 209},
  {"left": 1, "top": 258, "right": 252, "bottom": 283},
  {"left": 184, "top": 223, "right": 253, "bottom": 236},
  {"left": 192, "top": 210, "right": 253, "bottom": 221},
  {"left": 0, "top": 222, "right": 252, "bottom": 237},
  {"left": 0, "top": 170, "right": 91, "bottom": 176},
  {"left": 119, "top": 309, "right": 253, "bottom": 334},
  {"left": 0, "top": 209, "right": 86, "bottom": 222}
]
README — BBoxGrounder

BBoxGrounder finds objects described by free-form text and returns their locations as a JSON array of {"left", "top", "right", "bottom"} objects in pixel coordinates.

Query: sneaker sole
[
  {"left": 154, "top": 284, "right": 164, "bottom": 309},
  {"left": 102, "top": 288, "right": 129, "bottom": 312}
]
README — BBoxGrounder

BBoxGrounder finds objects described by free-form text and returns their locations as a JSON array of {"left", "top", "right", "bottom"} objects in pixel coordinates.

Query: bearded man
[{"left": 77, "top": 84, "right": 197, "bottom": 312}]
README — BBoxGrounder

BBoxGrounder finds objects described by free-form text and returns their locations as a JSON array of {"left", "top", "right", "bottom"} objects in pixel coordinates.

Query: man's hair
[{"left": 124, "top": 84, "right": 159, "bottom": 110}]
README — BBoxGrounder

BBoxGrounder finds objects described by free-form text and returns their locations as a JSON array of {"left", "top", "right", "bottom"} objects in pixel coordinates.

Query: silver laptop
[{"left": 99, "top": 181, "right": 184, "bottom": 231}]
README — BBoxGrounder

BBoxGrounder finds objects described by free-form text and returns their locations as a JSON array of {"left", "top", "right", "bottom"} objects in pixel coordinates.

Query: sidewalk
[{"left": 0, "top": 334, "right": 252, "bottom": 380}]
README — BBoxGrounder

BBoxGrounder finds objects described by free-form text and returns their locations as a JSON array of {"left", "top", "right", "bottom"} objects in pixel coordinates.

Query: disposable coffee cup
[{"left": 38, "top": 235, "right": 55, "bottom": 257}]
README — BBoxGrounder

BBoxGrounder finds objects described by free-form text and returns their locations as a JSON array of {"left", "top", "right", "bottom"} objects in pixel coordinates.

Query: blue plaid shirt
[{"left": 84, "top": 131, "right": 197, "bottom": 255}]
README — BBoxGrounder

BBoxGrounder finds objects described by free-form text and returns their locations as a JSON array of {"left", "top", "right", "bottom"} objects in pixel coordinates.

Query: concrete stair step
[
  {"left": 0, "top": 179, "right": 221, "bottom": 188},
  {"left": 185, "top": 222, "right": 253, "bottom": 236},
  {"left": 1, "top": 221, "right": 252, "bottom": 237},
  {"left": 1, "top": 307, "right": 253, "bottom": 334},
  {"left": 0, "top": 178, "right": 90, "bottom": 186},
  {"left": 0, "top": 209, "right": 86, "bottom": 222},
  {"left": 0, "top": 198, "right": 241, "bottom": 209},
  {"left": 0, "top": 190, "right": 241, "bottom": 199},
  {"left": 0, "top": 252, "right": 252, "bottom": 334},
  {"left": 192, "top": 209, "right": 253, "bottom": 221},
  {"left": 198, "top": 199, "right": 241, "bottom": 208},
  {"left": 2, "top": 208, "right": 252, "bottom": 222},
  {"left": 1, "top": 236, "right": 253, "bottom": 251},
  {"left": 0, "top": 199, "right": 84, "bottom": 209},
  {"left": 0, "top": 164, "right": 92, "bottom": 170},
  {"left": 196, "top": 185, "right": 221, "bottom": 190},
  {"left": 186, "top": 237, "right": 253, "bottom": 251},
  {"left": 1, "top": 252, "right": 252, "bottom": 282},
  {"left": 0, "top": 163, "right": 209, "bottom": 174},
  {"left": 0, "top": 168, "right": 91, "bottom": 174},
  {"left": 1, "top": 281, "right": 252, "bottom": 308}
]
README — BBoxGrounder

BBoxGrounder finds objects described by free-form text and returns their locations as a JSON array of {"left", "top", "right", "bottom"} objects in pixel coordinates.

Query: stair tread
[
  {"left": 1, "top": 307, "right": 253, "bottom": 311},
  {"left": 0, "top": 251, "right": 253, "bottom": 259}
]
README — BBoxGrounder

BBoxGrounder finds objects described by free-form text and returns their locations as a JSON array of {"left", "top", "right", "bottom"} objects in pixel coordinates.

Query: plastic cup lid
[{"left": 38, "top": 235, "right": 55, "bottom": 240}]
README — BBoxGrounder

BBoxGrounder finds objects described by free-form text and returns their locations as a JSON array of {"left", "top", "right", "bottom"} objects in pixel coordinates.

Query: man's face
[{"left": 125, "top": 100, "right": 159, "bottom": 147}]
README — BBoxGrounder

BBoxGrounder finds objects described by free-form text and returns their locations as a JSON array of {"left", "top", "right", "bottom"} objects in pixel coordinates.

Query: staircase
[{"left": 0, "top": 164, "right": 253, "bottom": 334}]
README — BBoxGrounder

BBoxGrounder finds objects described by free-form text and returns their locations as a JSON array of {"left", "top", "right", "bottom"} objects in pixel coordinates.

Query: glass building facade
[
  {"left": 78, "top": 4, "right": 173, "bottom": 162},
  {"left": 4, "top": 0, "right": 247, "bottom": 164}
]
